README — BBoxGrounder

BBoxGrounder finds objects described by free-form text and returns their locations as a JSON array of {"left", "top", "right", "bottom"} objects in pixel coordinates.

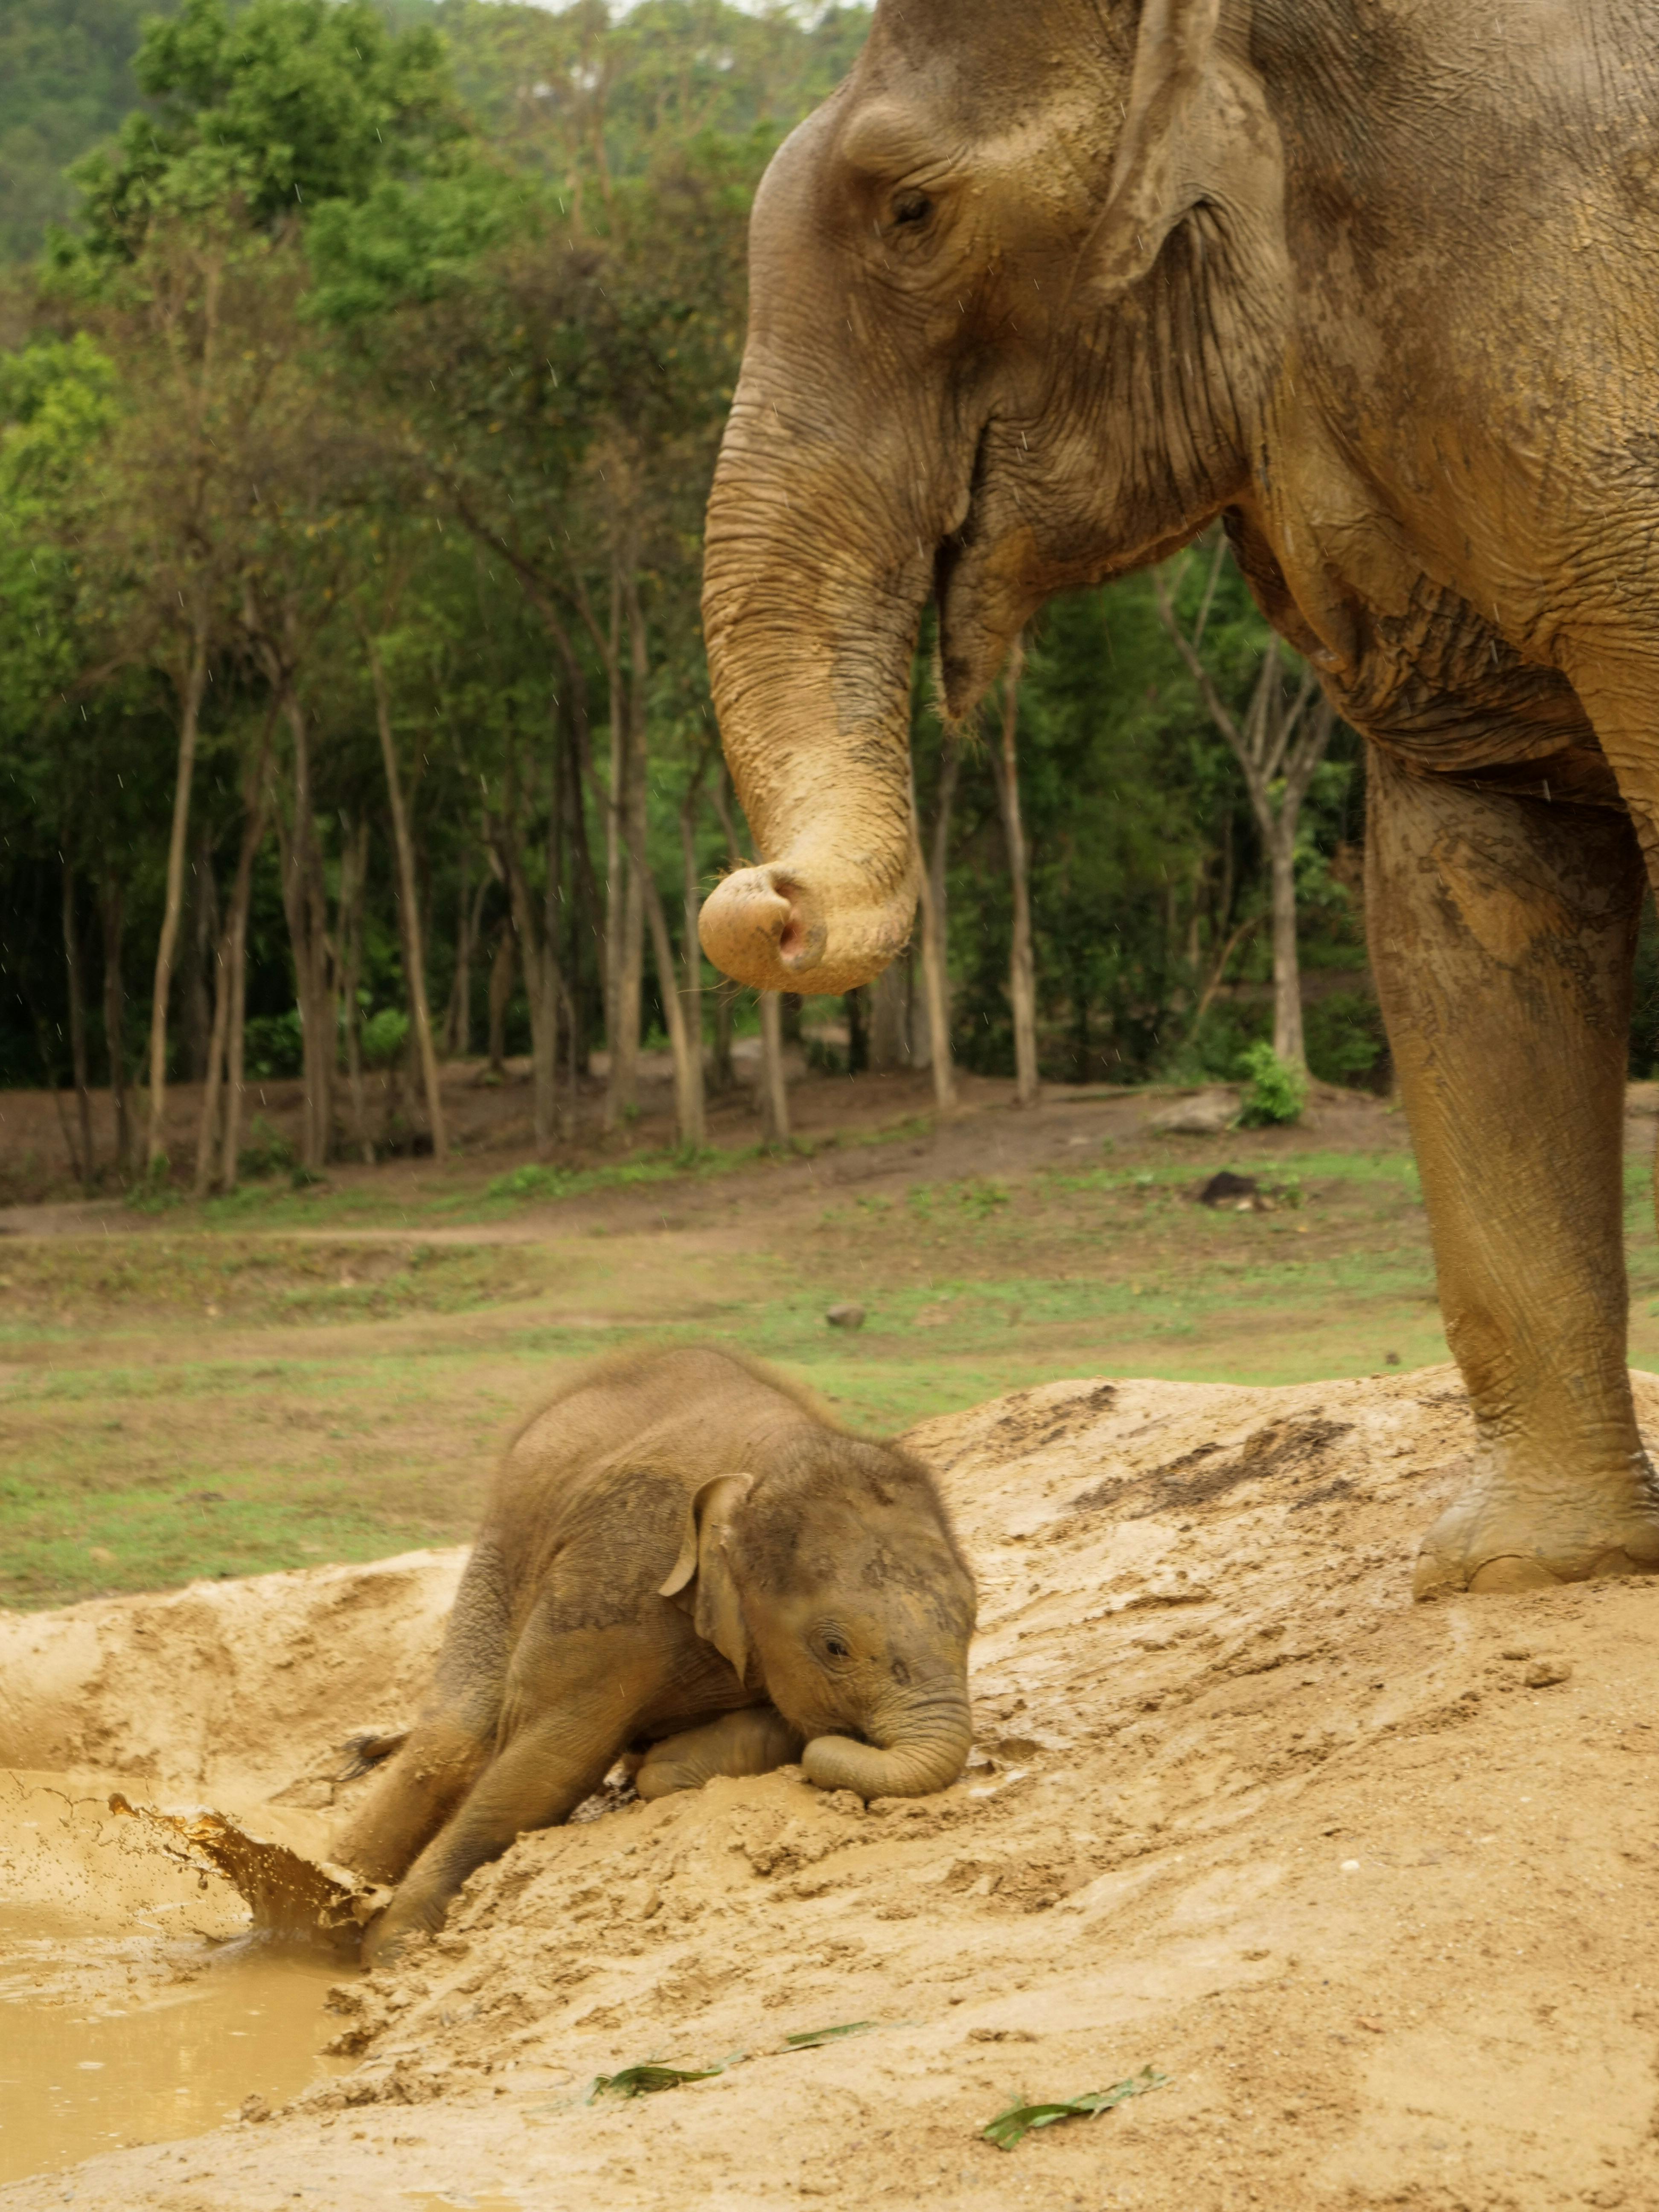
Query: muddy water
[
  {"left": 0, "top": 1907, "right": 348, "bottom": 2180},
  {"left": 0, "top": 1773, "right": 351, "bottom": 2183}
]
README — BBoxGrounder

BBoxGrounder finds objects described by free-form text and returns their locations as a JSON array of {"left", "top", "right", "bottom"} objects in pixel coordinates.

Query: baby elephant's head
[{"left": 661, "top": 1434, "right": 977, "bottom": 1800}]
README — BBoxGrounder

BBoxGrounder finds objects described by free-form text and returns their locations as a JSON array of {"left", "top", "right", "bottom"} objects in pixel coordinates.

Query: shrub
[
  {"left": 361, "top": 1007, "right": 410, "bottom": 1069},
  {"left": 1235, "top": 1040, "right": 1307, "bottom": 1126},
  {"left": 244, "top": 1009, "right": 303, "bottom": 1080},
  {"left": 237, "top": 1115, "right": 296, "bottom": 1179},
  {"left": 1305, "top": 991, "right": 1389, "bottom": 1088}
]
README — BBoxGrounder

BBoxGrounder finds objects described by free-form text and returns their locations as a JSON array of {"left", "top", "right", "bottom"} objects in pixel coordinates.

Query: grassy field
[{"left": 4, "top": 1077, "right": 1657, "bottom": 1610}]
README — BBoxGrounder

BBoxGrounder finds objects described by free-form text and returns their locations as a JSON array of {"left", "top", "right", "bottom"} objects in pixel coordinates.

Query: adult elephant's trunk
[
  {"left": 698, "top": 369, "right": 934, "bottom": 996},
  {"left": 801, "top": 1683, "right": 973, "bottom": 1800}
]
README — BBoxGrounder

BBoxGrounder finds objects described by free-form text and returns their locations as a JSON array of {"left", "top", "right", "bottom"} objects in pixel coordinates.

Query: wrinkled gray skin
[
  {"left": 333, "top": 1348, "right": 975, "bottom": 1964},
  {"left": 698, "top": 0, "right": 1659, "bottom": 1601}
]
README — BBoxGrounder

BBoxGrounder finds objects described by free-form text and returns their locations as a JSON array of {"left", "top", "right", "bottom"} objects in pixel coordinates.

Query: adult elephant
[{"left": 695, "top": 0, "right": 1659, "bottom": 1599}]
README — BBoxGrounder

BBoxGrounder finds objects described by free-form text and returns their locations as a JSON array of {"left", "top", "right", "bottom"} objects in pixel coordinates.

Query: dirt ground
[
  {"left": 4, "top": 1361, "right": 1659, "bottom": 2211},
  {"left": 0, "top": 1041, "right": 906, "bottom": 1207}
]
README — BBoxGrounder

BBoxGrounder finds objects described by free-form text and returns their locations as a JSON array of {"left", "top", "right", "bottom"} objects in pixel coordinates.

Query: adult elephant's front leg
[{"left": 1366, "top": 749, "right": 1659, "bottom": 1595}]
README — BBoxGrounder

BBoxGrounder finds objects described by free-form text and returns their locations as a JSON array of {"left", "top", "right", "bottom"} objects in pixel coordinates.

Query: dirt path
[{"left": 5, "top": 1365, "right": 1657, "bottom": 2209}]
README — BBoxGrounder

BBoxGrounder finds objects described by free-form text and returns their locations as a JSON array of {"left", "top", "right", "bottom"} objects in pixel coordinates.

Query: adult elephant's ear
[
  {"left": 660, "top": 1475, "right": 754, "bottom": 1683},
  {"left": 1086, "top": 0, "right": 1225, "bottom": 296}
]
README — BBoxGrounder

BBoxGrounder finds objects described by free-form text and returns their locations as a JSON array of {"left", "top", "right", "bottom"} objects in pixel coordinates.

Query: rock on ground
[{"left": 6, "top": 1365, "right": 1659, "bottom": 2212}]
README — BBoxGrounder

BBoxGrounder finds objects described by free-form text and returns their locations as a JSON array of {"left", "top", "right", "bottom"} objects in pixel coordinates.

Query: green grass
[
  {"left": 165, "top": 1115, "right": 935, "bottom": 1234},
  {"left": 0, "top": 1237, "right": 558, "bottom": 1346},
  {"left": 6, "top": 1125, "right": 1659, "bottom": 1610}
]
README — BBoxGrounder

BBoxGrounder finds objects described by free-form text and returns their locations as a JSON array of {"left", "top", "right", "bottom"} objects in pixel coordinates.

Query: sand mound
[
  {"left": 6, "top": 1365, "right": 1659, "bottom": 2211},
  {"left": 0, "top": 1548, "right": 461, "bottom": 1800}
]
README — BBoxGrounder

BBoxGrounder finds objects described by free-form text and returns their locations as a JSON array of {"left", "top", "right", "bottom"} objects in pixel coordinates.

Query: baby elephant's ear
[{"left": 659, "top": 1474, "right": 754, "bottom": 1682}]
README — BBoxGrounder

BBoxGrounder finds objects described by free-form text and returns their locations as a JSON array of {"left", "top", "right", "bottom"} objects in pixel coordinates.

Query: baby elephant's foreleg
[
  {"left": 635, "top": 1706, "right": 804, "bottom": 1800},
  {"left": 364, "top": 1715, "right": 614, "bottom": 1964}
]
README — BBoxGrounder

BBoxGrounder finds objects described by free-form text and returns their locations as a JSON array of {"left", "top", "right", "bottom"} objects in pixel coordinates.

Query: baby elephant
[{"left": 333, "top": 1346, "right": 977, "bottom": 1962}]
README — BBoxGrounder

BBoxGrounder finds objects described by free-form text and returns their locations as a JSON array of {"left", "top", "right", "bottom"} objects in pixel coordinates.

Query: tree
[
  {"left": 66, "top": 0, "right": 457, "bottom": 269},
  {"left": 988, "top": 634, "right": 1039, "bottom": 1105},
  {"left": 1154, "top": 541, "right": 1336, "bottom": 1069},
  {"left": 357, "top": 562, "right": 449, "bottom": 1161}
]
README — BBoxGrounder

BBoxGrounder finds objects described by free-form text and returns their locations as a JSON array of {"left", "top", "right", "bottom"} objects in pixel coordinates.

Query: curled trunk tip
[{"left": 801, "top": 1713, "right": 972, "bottom": 1801}]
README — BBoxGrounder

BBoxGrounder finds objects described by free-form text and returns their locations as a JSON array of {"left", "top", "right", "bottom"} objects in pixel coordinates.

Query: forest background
[{"left": 4, "top": 0, "right": 1652, "bottom": 1196}]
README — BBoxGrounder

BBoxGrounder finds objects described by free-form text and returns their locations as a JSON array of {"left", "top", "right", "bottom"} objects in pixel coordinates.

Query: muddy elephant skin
[
  {"left": 696, "top": 0, "right": 1659, "bottom": 1599},
  {"left": 332, "top": 1348, "right": 976, "bottom": 1962}
]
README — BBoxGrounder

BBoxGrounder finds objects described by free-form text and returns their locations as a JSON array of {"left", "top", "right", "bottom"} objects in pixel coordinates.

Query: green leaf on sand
[
  {"left": 783, "top": 2022, "right": 877, "bottom": 2050},
  {"left": 982, "top": 2065, "right": 1171, "bottom": 2151},
  {"left": 587, "top": 2059, "right": 741, "bottom": 2102}
]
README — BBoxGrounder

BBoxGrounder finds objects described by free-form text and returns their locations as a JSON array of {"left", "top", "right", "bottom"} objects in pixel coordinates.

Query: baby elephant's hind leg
[
  {"left": 331, "top": 1715, "right": 491, "bottom": 1886},
  {"left": 635, "top": 1706, "right": 804, "bottom": 1801},
  {"left": 331, "top": 1543, "right": 511, "bottom": 1885}
]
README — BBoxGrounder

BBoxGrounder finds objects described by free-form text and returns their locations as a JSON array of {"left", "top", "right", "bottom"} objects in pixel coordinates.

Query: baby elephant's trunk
[{"left": 802, "top": 1685, "right": 973, "bottom": 1801}]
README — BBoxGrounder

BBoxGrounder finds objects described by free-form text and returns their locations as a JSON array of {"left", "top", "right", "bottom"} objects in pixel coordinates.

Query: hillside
[{"left": 4, "top": 1363, "right": 1657, "bottom": 2208}]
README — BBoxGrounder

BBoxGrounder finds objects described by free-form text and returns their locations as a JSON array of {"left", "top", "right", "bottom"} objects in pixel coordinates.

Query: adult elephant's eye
[
  {"left": 824, "top": 1634, "right": 851, "bottom": 1659},
  {"left": 892, "top": 190, "right": 932, "bottom": 228}
]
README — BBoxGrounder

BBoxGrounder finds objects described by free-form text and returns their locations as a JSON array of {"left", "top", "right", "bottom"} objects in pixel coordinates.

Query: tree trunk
[
  {"left": 636, "top": 842, "right": 704, "bottom": 1152},
  {"left": 709, "top": 762, "right": 788, "bottom": 1144},
  {"left": 61, "top": 860, "right": 94, "bottom": 1185},
  {"left": 712, "top": 975, "right": 737, "bottom": 1092},
  {"left": 916, "top": 859, "right": 956, "bottom": 1110},
  {"left": 221, "top": 862, "right": 253, "bottom": 1194},
  {"left": 200, "top": 781, "right": 268, "bottom": 1195},
  {"left": 601, "top": 573, "right": 629, "bottom": 1129},
  {"left": 337, "top": 817, "right": 373, "bottom": 1166},
  {"left": 366, "top": 634, "right": 448, "bottom": 1161},
  {"left": 495, "top": 830, "right": 559, "bottom": 1158},
  {"left": 145, "top": 623, "right": 209, "bottom": 1173},
  {"left": 609, "top": 579, "right": 649, "bottom": 1130},
  {"left": 487, "top": 920, "right": 513, "bottom": 1075},
  {"left": 869, "top": 959, "right": 911, "bottom": 1072},
  {"left": 99, "top": 876, "right": 129, "bottom": 1176},
  {"left": 548, "top": 712, "right": 572, "bottom": 1143},
  {"left": 1155, "top": 559, "right": 1335, "bottom": 1075},
  {"left": 991, "top": 634, "right": 1039, "bottom": 1106},
  {"left": 183, "top": 829, "right": 216, "bottom": 1085},
  {"left": 679, "top": 768, "right": 707, "bottom": 1132},
  {"left": 564, "top": 718, "right": 603, "bottom": 1078},
  {"left": 1268, "top": 825, "right": 1305, "bottom": 1068},
  {"left": 447, "top": 870, "right": 488, "bottom": 1061},
  {"left": 442, "top": 850, "right": 476, "bottom": 1059},
  {"left": 916, "top": 741, "right": 959, "bottom": 1114},
  {"left": 758, "top": 990, "right": 789, "bottom": 1145},
  {"left": 277, "top": 690, "right": 335, "bottom": 1171},
  {"left": 193, "top": 918, "right": 233, "bottom": 1199},
  {"left": 844, "top": 987, "right": 868, "bottom": 1074}
]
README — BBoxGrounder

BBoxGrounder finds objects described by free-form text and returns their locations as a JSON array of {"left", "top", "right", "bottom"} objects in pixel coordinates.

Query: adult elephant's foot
[{"left": 1413, "top": 1458, "right": 1659, "bottom": 1599}]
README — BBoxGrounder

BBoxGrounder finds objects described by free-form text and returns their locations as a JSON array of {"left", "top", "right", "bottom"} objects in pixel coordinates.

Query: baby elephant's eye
[
  {"left": 892, "top": 190, "right": 932, "bottom": 228},
  {"left": 824, "top": 1635, "right": 851, "bottom": 1659}
]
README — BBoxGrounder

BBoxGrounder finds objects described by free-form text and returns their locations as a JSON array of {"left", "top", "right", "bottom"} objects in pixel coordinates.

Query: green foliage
[
  {"left": 65, "top": 0, "right": 459, "bottom": 265},
  {"left": 244, "top": 1010, "right": 304, "bottom": 1080},
  {"left": 237, "top": 1114, "right": 297, "bottom": 1178},
  {"left": 1235, "top": 1041, "right": 1307, "bottom": 1127},
  {"left": 1304, "top": 991, "right": 1388, "bottom": 1087},
  {"left": 0, "top": 0, "right": 159, "bottom": 261},
  {"left": 781, "top": 2022, "right": 876, "bottom": 2050},
  {"left": 587, "top": 2061, "right": 737, "bottom": 2101},
  {"left": 0, "top": 0, "right": 1497, "bottom": 1150},
  {"left": 359, "top": 1006, "right": 409, "bottom": 1069}
]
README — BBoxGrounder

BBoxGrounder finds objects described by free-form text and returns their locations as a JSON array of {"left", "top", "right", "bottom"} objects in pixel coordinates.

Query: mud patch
[
  {"left": 0, "top": 1777, "right": 349, "bottom": 2184},
  {"left": 7, "top": 1365, "right": 1659, "bottom": 2212},
  {"left": 108, "top": 1799, "right": 387, "bottom": 1953}
]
